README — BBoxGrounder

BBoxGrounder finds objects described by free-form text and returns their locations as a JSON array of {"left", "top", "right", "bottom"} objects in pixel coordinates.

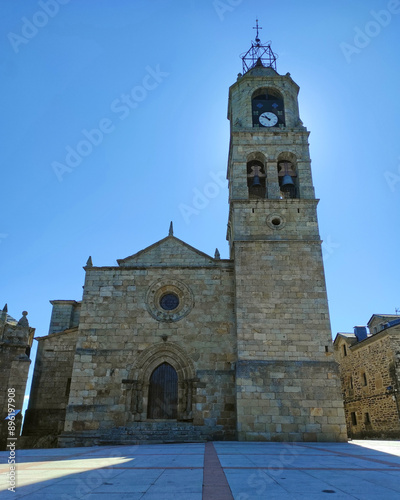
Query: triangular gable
[
  {"left": 333, "top": 332, "right": 356, "bottom": 347},
  {"left": 117, "top": 236, "right": 216, "bottom": 267},
  {"left": 367, "top": 314, "right": 400, "bottom": 328}
]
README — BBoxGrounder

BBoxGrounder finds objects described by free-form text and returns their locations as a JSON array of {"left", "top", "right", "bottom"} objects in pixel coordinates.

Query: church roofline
[
  {"left": 85, "top": 262, "right": 233, "bottom": 271},
  {"left": 116, "top": 234, "right": 220, "bottom": 265},
  {"left": 49, "top": 300, "right": 81, "bottom": 306},
  {"left": 35, "top": 326, "right": 79, "bottom": 341}
]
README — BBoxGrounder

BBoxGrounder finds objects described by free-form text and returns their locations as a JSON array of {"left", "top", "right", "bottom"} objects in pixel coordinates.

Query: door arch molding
[{"left": 127, "top": 342, "right": 195, "bottom": 421}]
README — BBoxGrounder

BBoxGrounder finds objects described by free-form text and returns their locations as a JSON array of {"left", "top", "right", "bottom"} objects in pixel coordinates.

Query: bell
[
  {"left": 281, "top": 174, "right": 296, "bottom": 197},
  {"left": 281, "top": 174, "right": 295, "bottom": 188},
  {"left": 252, "top": 174, "right": 262, "bottom": 187}
]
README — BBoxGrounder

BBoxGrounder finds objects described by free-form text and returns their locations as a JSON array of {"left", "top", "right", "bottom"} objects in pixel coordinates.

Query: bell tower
[{"left": 229, "top": 23, "right": 347, "bottom": 441}]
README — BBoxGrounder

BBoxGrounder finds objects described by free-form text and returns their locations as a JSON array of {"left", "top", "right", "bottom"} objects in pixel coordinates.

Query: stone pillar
[
  {"left": 266, "top": 161, "right": 280, "bottom": 199},
  {"left": 297, "top": 160, "right": 315, "bottom": 199}
]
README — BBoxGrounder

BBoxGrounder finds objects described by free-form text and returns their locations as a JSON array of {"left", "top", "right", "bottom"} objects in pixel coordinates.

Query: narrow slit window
[
  {"left": 65, "top": 378, "right": 72, "bottom": 397},
  {"left": 362, "top": 372, "right": 368, "bottom": 386}
]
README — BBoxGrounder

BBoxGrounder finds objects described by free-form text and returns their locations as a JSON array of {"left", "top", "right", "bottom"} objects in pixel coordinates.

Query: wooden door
[{"left": 147, "top": 362, "right": 178, "bottom": 419}]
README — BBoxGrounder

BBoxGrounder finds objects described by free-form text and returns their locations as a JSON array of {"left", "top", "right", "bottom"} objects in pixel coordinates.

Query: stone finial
[
  {"left": 18, "top": 311, "right": 29, "bottom": 327},
  {"left": 1, "top": 303, "right": 7, "bottom": 322},
  {"left": 86, "top": 256, "right": 93, "bottom": 267},
  {"left": 169, "top": 221, "right": 174, "bottom": 236},
  {"left": 214, "top": 248, "right": 220, "bottom": 260}
]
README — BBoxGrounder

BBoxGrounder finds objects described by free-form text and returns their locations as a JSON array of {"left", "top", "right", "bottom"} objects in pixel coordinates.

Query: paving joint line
[{"left": 202, "top": 442, "right": 233, "bottom": 500}]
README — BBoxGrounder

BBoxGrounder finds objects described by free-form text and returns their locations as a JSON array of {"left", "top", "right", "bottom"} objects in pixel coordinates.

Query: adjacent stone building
[
  {"left": 334, "top": 315, "right": 400, "bottom": 439},
  {"left": 22, "top": 35, "right": 347, "bottom": 447},
  {"left": 22, "top": 301, "right": 81, "bottom": 447},
  {"left": 0, "top": 305, "right": 34, "bottom": 449}
]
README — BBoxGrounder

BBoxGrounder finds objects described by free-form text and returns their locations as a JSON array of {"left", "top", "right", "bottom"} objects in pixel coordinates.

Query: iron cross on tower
[{"left": 253, "top": 18, "right": 262, "bottom": 43}]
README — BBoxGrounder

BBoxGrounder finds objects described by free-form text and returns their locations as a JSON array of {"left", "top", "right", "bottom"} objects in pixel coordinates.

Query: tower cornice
[{"left": 229, "top": 69, "right": 300, "bottom": 96}]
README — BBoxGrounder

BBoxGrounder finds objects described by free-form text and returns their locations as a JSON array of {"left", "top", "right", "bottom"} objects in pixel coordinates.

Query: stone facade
[
  {"left": 0, "top": 306, "right": 34, "bottom": 450},
  {"left": 228, "top": 66, "right": 346, "bottom": 441},
  {"left": 334, "top": 315, "right": 400, "bottom": 439},
  {"left": 22, "top": 327, "right": 79, "bottom": 442},
  {"left": 22, "top": 59, "right": 347, "bottom": 446}
]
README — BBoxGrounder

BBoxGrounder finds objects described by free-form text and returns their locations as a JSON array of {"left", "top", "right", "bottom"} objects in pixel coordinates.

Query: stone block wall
[
  {"left": 48, "top": 300, "right": 81, "bottom": 334},
  {"left": 335, "top": 328, "right": 400, "bottom": 439},
  {"left": 233, "top": 238, "right": 333, "bottom": 361},
  {"left": 229, "top": 198, "right": 345, "bottom": 441},
  {"left": 23, "top": 328, "right": 79, "bottom": 437},
  {"left": 236, "top": 360, "right": 347, "bottom": 442},
  {"left": 230, "top": 198, "right": 320, "bottom": 242}
]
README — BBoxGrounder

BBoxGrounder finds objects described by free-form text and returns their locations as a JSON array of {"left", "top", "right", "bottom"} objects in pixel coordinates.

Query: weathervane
[{"left": 241, "top": 19, "right": 277, "bottom": 73}]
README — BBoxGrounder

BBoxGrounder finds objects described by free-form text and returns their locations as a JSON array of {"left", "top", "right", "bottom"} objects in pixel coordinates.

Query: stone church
[{"left": 22, "top": 33, "right": 347, "bottom": 446}]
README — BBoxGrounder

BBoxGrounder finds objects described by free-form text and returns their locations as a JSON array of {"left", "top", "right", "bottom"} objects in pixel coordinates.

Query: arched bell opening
[
  {"left": 246, "top": 151, "right": 267, "bottom": 199},
  {"left": 277, "top": 157, "right": 298, "bottom": 199},
  {"left": 247, "top": 157, "right": 266, "bottom": 199},
  {"left": 147, "top": 362, "right": 178, "bottom": 419}
]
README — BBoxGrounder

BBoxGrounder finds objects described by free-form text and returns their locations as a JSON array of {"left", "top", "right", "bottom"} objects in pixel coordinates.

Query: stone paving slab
[{"left": 0, "top": 440, "right": 399, "bottom": 499}]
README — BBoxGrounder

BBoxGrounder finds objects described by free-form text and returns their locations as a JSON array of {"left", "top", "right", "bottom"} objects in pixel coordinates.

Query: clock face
[
  {"left": 252, "top": 92, "right": 285, "bottom": 128},
  {"left": 259, "top": 112, "right": 278, "bottom": 127}
]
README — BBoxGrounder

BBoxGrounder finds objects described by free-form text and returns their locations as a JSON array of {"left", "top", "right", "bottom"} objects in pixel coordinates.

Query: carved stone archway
[{"left": 126, "top": 342, "right": 195, "bottom": 422}]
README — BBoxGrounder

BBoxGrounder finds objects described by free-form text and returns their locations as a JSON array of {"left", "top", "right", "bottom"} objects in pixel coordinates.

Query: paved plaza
[{"left": 1, "top": 440, "right": 400, "bottom": 499}]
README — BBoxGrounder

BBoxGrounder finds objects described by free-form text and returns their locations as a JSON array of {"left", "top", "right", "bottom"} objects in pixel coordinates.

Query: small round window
[
  {"left": 146, "top": 279, "right": 194, "bottom": 322},
  {"left": 266, "top": 214, "right": 286, "bottom": 230},
  {"left": 160, "top": 293, "right": 179, "bottom": 311},
  {"left": 271, "top": 217, "right": 282, "bottom": 227}
]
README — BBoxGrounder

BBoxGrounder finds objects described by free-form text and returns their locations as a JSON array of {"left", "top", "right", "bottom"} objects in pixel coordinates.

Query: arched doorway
[{"left": 147, "top": 362, "right": 178, "bottom": 419}]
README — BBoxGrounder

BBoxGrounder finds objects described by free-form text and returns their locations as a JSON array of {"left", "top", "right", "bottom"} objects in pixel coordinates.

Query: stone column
[
  {"left": 297, "top": 160, "right": 315, "bottom": 199},
  {"left": 266, "top": 161, "right": 280, "bottom": 199}
]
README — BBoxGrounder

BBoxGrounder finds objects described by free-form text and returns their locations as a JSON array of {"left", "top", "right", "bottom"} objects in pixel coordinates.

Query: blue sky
[{"left": 1, "top": 0, "right": 400, "bottom": 408}]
